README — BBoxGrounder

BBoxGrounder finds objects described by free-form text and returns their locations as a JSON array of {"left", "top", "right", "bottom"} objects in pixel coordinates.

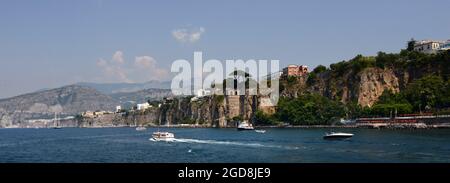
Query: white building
[
  {"left": 82, "top": 111, "right": 95, "bottom": 118},
  {"left": 115, "top": 106, "right": 121, "bottom": 113},
  {"left": 196, "top": 89, "right": 211, "bottom": 97},
  {"left": 414, "top": 40, "right": 444, "bottom": 54},
  {"left": 190, "top": 96, "right": 199, "bottom": 102},
  {"left": 136, "top": 103, "right": 151, "bottom": 111}
]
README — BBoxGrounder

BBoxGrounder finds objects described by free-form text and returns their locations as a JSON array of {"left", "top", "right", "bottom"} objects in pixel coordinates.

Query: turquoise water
[{"left": 0, "top": 128, "right": 449, "bottom": 163}]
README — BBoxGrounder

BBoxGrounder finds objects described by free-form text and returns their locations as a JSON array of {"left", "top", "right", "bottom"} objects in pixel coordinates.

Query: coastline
[{"left": 3, "top": 124, "right": 450, "bottom": 129}]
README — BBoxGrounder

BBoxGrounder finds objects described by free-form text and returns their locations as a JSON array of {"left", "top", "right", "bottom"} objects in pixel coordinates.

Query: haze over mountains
[
  {"left": 76, "top": 80, "right": 171, "bottom": 94},
  {"left": 0, "top": 81, "right": 173, "bottom": 127}
]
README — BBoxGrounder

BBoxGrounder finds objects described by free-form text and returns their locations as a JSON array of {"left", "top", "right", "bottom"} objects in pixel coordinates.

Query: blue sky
[{"left": 0, "top": 0, "right": 449, "bottom": 98}]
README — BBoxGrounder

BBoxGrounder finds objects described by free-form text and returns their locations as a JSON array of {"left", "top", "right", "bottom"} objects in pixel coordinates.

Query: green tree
[
  {"left": 407, "top": 38, "right": 416, "bottom": 51},
  {"left": 276, "top": 94, "right": 345, "bottom": 125},
  {"left": 404, "top": 75, "right": 446, "bottom": 111},
  {"left": 313, "top": 65, "right": 327, "bottom": 73},
  {"left": 254, "top": 110, "right": 278, "bottom": 125}
]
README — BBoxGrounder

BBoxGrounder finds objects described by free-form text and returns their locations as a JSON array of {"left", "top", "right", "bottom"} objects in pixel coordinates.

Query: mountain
[
  {"left": 110, "top": 88, "right": 173, "bottom": 108},
  {"left": 76, "top": 80, "right": 171, "bottom": 94},
  {"left": 0, "top": 85, "right": 118, "bottom": 127}
]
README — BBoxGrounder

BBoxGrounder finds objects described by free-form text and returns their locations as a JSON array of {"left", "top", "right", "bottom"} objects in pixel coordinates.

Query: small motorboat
[
  {"left": 150, "top": 132, "right": 175, "bottom": 142},
  {"left": 323, "top": 132, "right": 354, "bottom": 140},
  {"left": 255, "top": 129, "right": 266, "bottom": 133},
  {"left": 136, "top": 126, "right": 147, "bottom": 131},
  {"left": 237, "top": 121, "right": 255, "bottom": 131}
]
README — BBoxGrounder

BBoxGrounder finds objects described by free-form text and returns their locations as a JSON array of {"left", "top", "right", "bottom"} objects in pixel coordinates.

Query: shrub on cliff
[
  {"left": 364, "top": 75, "right": 450, "bottom": 116},
  {"left": 276, "top": 94, "right": 345, "bottom": 125},
  {"left": 403, "top": 75, "right": 450, "bottom": 111},
  {"left": 254, "top": 110, "right": 278, "bottom": 125}
]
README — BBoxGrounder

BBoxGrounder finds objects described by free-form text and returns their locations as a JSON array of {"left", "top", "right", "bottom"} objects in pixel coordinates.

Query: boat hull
[
  {"left": 323, "top": 133, "right": 353, "bottom": 140},
  {"left": 150, "top": 132, "right": 175, "bottom": 142},
  {"left": 323, "top": 135, "right": 353, "bottom": 140},
  {"left": 150, "top": 137, "right": 175, "bottom": 142},
  {"left": 237, "top": 127, "right": 255, "bottom": 131}
]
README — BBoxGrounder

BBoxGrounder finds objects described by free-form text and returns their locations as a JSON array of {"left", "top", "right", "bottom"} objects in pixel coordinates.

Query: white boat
[
  {"left": 323, "top": 132, "right": 354, "bottom": 139},
  {"left": 237, "top": 121, "right": 254, "bottom": 131},
  {"left": 150, "top": 132, "right": 175, "bottom": 142},
  {"left": 136, "top": 126, "right": 147, "bottom": 131},
  {"left": 150, "top": 118, "right": 175, "bottom": 142},
  {"left": 255, "top": 129, "right": 266, "bottom": 133}
]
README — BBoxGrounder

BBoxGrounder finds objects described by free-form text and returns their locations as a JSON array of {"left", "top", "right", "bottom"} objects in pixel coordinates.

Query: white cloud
[
  {"left": 96, "top": 57, "right": 131, "bottom": 83},
  {"left": 95, "top": 51, "right": 169, "bottom": 83},
  {"left": 190, "top": 27, "right": 205, "bottom": 42},
  {"left": 172, "top": 29, "right": 188, "bottom": 42},
  {"left": 135, "top": 56, "right": 157, "bottom": 68},
  {"left": 134, "top": 56, "right": 169, "bottom": 80},
  {"left": 112, "top": 51, "right": 125, "bottom": 64},
  {"left": 172, "top": 27, "right": 205, "bottom": 43}
]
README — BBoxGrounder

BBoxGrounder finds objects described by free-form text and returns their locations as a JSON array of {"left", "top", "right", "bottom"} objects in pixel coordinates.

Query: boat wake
[{"left": 172, "top": 138, "right": 301, "bottom": 150}]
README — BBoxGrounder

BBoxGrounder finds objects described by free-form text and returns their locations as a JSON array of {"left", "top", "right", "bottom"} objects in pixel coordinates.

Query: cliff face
[
  {"left": 357, "top": 68, "right": 401, "bottom": 107},
  {"left": 156, "top": 95, "right": 259, "bottom": 128},
  {"left": 282, "top": 67, "right": 408, "bottom": 107}
]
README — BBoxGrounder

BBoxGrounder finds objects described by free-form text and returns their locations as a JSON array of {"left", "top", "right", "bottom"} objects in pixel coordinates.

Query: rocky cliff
[
  {"left": 306, "top": 67, "right": 404, "bottom": 107},
  {"left": 158, "top": 95, "right": 258, "bottom": 128},
  {"left": 282, "top": 50, "right": 448, "bottom": 108}
]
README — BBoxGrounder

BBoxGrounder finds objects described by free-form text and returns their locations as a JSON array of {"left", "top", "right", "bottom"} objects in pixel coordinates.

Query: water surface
[{"left": 0, "top": 128, "right": 449, "bottom": 163}]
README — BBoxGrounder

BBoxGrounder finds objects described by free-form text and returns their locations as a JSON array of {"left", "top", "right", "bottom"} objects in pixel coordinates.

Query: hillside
[
  {"left": 77, "top": 80, "right": 171, "bottom": 94},
  {"left": 110, "top": 88, "right": 172, "bottom": 108},
  {"left": 281, "top": 50, "right": 449, "bottom": 105},
  {"left": 275, "top": 50, "right": 450, "bottom": 124},
  {"left": 0, "top": 85, "right": 118, "bottom": 127}
]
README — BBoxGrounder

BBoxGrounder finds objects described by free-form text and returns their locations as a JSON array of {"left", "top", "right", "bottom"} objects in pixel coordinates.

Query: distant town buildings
[
  {"left": 282, "top": 64, "right": 308, "bottom": 77},
  {"left": 81, "top": 111, "right": 113, "bottom": 118},
  {"left": 413, "top": 39, "right": 449, "bottom": 54},
  {"left": 136, "top": 102, "right": 151, "bottom": 111},
  {"left": 196, "top": 89, "right": 211, "bottom": 97}
]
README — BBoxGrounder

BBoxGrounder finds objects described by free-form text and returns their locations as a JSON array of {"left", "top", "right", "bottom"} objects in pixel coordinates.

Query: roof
[{"left": 414, "top": 40, "right": 445, "bottom": 46}]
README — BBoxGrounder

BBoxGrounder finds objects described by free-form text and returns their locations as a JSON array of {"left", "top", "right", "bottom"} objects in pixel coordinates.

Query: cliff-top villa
[{"left": 413, "top": 39, "right": 450, "bottom": 54}]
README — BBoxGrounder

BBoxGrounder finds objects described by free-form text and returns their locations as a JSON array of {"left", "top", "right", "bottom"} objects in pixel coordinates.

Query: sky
[{"left": 0, "top": 0, "right": 449, "bottom": 98}]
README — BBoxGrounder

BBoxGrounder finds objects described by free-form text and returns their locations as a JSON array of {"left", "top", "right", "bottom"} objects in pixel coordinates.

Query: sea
[{"left": 0, "top": 127, "right": 449, "bottom": 163}]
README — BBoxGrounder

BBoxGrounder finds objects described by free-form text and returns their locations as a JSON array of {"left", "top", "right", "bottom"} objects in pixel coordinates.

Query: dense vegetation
[
  {"left": 274, "top": 50, "right": 450, "bottom": 125},
  {"left": 371, "top": 75, "right": 450, "bottom": 115},
  {"left": 309, "top": 50, "right": 449, "bottom": 80},
  {"left": 254, "top": 94, "right": 345, "bottom": 125}
]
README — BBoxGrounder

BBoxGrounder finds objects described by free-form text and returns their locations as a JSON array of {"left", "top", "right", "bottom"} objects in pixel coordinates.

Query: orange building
[{"left": 282, "top": 64, "right": 308, "bottom": 77}]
